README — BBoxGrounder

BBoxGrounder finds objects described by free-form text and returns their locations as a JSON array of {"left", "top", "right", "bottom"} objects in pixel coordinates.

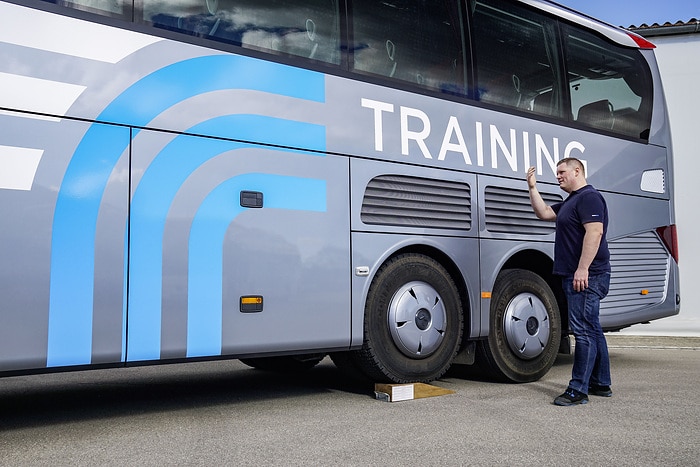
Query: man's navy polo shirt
[{"left": 551, "top": 185, "right": 610, "bottom": 277}]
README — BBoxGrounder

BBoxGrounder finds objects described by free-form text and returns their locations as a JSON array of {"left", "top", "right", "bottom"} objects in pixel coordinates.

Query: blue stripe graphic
[
  {"left": 100, "top": 55, "right": 326, "bottom": 126},
  {"left": 187, "top": 174, "right": 326, "bottom": 358},
  {"left": 47, "top": 54, "right": 325, "bottom": 367},
  {"left": 127, "top": 116, "right": 325, "bottom": 362},
  {"left": 47, "top": 124, "right": 130, "bottom": 368}
]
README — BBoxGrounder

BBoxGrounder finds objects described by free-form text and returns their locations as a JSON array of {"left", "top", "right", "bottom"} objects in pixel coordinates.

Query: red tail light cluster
[{"left": 656, "top": 225, "right": 679, "bottom": 263}]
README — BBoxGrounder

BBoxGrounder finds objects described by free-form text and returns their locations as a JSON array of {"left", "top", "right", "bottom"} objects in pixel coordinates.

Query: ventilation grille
[
  {"left": 640, "top": 169, "right": 665, "bottom": 194},
  {"left": 484, "top": 186, "right": 561, "bottom": 235},
  {"left": 601, "top": 231, "right": 669, "bottom": 314},
  {"left": 361, "top": 175, "right": 471, "bottom": 230}
]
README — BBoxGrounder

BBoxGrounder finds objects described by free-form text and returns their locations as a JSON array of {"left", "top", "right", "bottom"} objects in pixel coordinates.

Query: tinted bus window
[
  {"left": 42, "top": 0, "right": 130, "bottom": 17},
  {"left": 470, "top": 0, "right": 562, "bottom": 118},
  {"left": 563, "top": 25, "right": 653, "bottom": 140},
  {"left": 143, "top": 0, "right": 341, "bottom": 65},
  {"left": 351, "top": 0, "right": 466, "bottom": 96}
]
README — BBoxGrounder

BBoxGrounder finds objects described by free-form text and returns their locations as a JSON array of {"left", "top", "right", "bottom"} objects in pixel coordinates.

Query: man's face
[{"left": 556, "top": 163, "right": 578, "bottom": 193}]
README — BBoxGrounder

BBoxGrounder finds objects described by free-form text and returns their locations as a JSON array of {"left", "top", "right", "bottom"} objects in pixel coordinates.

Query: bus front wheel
[
  {"left": 354, "top": 253, "right": 464, "bottom": 383},
  {"left": 477, "top": 269, "right": 561, "bottom": 383}
]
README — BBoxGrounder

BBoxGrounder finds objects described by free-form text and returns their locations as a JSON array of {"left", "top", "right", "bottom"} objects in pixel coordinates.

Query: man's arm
[
  {"left": 526, "top": 167, "right": 556, "bottom": 221},
  {"left": 573, "top": 221, "right": 604, "bottom": 291}
]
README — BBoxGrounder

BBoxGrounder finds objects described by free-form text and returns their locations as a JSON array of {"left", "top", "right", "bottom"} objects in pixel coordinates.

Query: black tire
[
  {"left": 477, "top": 269, "right": 561, "bottom": 383},
  {"left": 350, "top": 253, "right": 464, "bottom": 383},
  {"left": 239, "top": 354, "right": 326, "bottom": 373}
]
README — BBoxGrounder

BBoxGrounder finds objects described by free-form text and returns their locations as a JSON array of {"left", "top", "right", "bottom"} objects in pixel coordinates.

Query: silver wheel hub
[
  {"left": 388, "top": 281, "right": 447, "bottom": 358},
  {"left": 503, "top": 292, "right": 550, "bottom": 360}
]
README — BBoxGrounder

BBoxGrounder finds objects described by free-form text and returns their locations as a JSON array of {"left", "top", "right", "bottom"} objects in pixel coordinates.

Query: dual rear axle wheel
[
  {"left": 243, "top": 254, "right": 561, "bottom": 385},
  {"left": 339, "top": 255, "right": 561, "bottom": 384}
]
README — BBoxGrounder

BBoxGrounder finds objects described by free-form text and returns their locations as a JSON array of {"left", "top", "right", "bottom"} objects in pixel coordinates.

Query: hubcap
[
  {"left": 388, "top": 281, "right": 447, "bottom": 358},
  {"left": 503, "top": 293, "right": 551, "bottom": 360}
]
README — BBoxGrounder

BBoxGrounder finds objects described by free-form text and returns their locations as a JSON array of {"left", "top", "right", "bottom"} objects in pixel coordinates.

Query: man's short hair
[{"left": 557, "top": 157, "right": 585, "bottom": 176}]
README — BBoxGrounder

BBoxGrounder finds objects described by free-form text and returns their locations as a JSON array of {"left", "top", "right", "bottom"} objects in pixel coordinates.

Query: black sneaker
[
  {"left": 589, "top": 384, "right": 613, "bottom": 397},
  {"left": 553, "top": 388, "right": 588, "bottom": 406}
]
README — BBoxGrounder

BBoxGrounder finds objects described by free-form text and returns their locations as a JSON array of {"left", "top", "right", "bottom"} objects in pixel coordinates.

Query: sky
[{"left": 556, "top": 0, "right": 700, "bottom": 28}]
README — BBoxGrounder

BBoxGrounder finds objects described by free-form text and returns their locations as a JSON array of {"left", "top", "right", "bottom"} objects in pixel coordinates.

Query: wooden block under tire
[{"left": 374, "top": 383, "right": 455, "bottom": 402}]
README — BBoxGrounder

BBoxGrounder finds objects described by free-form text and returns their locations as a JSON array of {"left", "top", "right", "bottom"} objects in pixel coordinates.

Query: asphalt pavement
[{"left": 0, "top": 335, "right": 698, "bottom": 466}]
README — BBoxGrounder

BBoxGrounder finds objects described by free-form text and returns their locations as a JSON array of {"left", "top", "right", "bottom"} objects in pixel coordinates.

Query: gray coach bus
[{"left": 0, "top": 0, "right": 679, "bottom": 383}]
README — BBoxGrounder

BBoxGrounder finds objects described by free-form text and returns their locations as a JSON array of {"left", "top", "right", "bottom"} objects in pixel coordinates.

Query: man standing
[{"left": 527, "top": 158, "right": 612, "bottom": 406}]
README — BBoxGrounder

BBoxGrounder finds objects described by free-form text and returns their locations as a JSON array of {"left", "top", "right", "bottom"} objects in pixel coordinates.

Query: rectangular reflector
[{"left": 240, "top": 296, "right": 263, "bottom": 313}]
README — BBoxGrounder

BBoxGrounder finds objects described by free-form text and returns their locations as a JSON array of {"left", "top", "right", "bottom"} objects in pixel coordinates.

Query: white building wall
[{"left": 621, "top": 32, "right": 700, "bottom": 336}]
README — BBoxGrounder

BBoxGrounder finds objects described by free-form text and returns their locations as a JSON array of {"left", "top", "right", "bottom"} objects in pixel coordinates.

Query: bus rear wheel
[
  {"left": 477, "top": 269, "right": 561, "bottom": 383},
  {"left": 351, "top": 253, "right": 464, "bottom": 383}
]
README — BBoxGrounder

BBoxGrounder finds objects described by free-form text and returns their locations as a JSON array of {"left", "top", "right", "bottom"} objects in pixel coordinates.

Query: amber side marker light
[{"left": 240, "top": 295, "right": 263, "bottom": 313}]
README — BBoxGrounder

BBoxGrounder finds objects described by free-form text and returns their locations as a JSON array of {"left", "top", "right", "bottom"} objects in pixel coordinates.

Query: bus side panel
[
  {"left": 129, "top": 131, "right": 351, "bottom": 361},
  {"left": 0, "top": 117, "right": 130, "bottom": 372}
]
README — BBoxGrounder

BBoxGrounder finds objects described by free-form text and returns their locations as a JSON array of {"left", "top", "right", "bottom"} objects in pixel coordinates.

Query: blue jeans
[{"left": 562, "top": 272, "right": 611, "bottom": 394}]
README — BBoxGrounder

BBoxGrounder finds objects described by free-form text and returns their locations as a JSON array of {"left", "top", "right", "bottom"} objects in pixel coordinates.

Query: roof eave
[{"left": 630, "top": 19, "right": 700, "bottom": 38}]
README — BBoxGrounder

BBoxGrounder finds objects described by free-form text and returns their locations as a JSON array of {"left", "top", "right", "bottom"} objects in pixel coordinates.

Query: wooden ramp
[{"left": 374, "top": 383, "right": 455, "bottom": 402}]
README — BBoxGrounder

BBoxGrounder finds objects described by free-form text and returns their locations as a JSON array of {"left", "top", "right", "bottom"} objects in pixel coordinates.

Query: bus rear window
[
  {"left": 143, "top": 0, "right": 342, "bottom": 65},
  {"left": 564, "top": 25, "right": 653, "bottom": 140}
]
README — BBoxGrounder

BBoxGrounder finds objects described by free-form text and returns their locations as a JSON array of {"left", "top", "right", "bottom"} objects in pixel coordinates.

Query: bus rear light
[
  {"left": 656, "top": 225, "right": 679, "bottom": 263},
  {"left": 640, "top": 289, "right": 649, "bottom": 295},
  {"left": 627, "top": 32, "right": 656, "bottom": 50}
]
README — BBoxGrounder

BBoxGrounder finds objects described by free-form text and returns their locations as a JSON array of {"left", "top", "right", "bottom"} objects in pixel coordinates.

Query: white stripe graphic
[
  {"left": 0, "top": 3, "right": 161, "bottom": 64},
  {"left": 0, "top": 72, "right": 86, "bottom": 121},
  {"left": 0, "top": 145, "right": 44, "bottom": 191}
]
